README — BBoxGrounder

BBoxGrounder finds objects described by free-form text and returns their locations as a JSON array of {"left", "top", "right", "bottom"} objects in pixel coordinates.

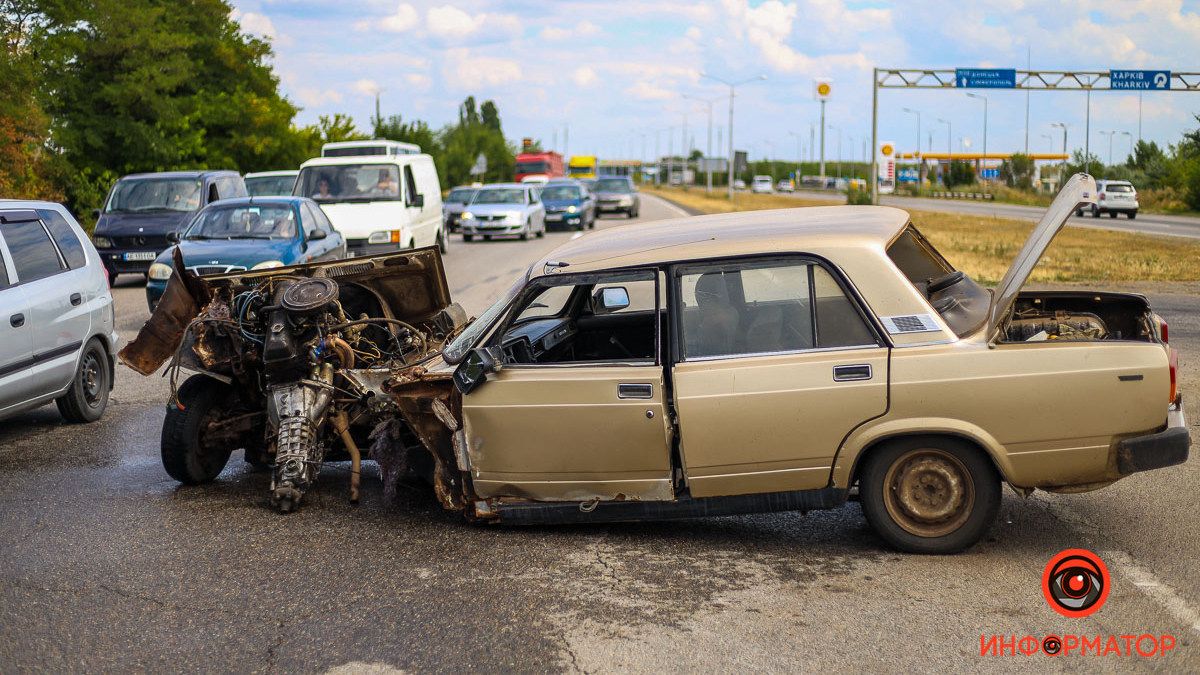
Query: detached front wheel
[
  {"left": 859, "top": 437, "right": 1000, "bottom": 554},
  {"left": 161, "top": 375, "right": 234, "bottom": 484}
]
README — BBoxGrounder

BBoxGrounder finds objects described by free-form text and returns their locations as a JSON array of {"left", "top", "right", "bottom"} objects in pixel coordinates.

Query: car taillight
[
  {"left": 1159, "top": 317, "right": 1169, "bottom": 343},
  {"left": 1168, "top": 347, "right": 1179, "bottom": 405}
]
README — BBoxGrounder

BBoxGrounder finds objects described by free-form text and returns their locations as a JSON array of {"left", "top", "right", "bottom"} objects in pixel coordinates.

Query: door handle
[
  {"left": 617, "top": 383, "right": 654, "bottom": 399},
  {"left": 70, "top": 293, "right": 82, "bottom": 306},
  {"left": 10, "top": 313, "right": 24, "bottom": 328},
  {"left": 833, "top": 364, "right": 872, "bottom": 382}
]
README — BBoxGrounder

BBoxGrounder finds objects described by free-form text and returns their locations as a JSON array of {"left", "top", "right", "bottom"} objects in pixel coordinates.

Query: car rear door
[
  {"left": 670, "top": 257, "right": 890, "bottom": 498},
  {"left": 0, "top": 223, "right": 36, "bottom": 411}
]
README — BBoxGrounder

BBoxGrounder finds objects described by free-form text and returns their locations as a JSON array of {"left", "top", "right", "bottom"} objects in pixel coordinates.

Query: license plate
[
  {"left": 545, "top": 215, "right": 562, "bottom": 222},
  {"left": 123, "top": 251, "right": 157, "bottom": 261}
]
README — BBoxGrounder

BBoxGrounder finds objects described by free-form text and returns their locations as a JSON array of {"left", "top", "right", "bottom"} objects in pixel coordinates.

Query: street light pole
[
  {"left": 1121, "top": 131, "right": 1133, "bottom": 164},
  {"left": 1099, "top": 130, "right": 1116, "bottom": 167},
  {"left": 701, "top": 72, "right": 767, "bottom": 200},
  {"left": 684, "top": 94, "right": 721, "bottom": 195},
  {"left": 1051, "top": 122, "right": 1068, "bottom": 188},
  {"left": 902, "top": 107, "right": 921, "bottom": 183},
  {"left": 966, "top": 93, "right": 988, "bottom": 180}
]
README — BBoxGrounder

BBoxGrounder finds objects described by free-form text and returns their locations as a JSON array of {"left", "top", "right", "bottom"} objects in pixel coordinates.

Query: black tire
[
  {"left": 463, "top": 234, "right": 474, "bottom": 242},
  {"left": 1091, "top": 205, "right": 1099, "bottom": 218},
  {"left": 161, "top": 374, "right": 234, "bottom": 484},
  {"left": 626, "top": 208, "right": 635, "bottom": 219},
  {"left": 437, "top": 227, "right": 449, "bottom": 254},
  {"left": 106, "top": 269, "right": 117, "bottom": 287},
  {"left": 56, "top": 339, "right": 111, "bottom": 423},
  {"left": 1128, "top": 211, "right": 1137, "bottom": 219},
  {"left": 1075, "top": 208, "right": 1083, "bottom": 217},
  {"left": 520, "top": 222, "right": 530, "bottom": 241},
  {"left": 483, "top": 235, "right": 492, "bottom": 241},
  {"left": 859, "top": 436, "right": 1000, "bottom": 554},
  {"left": 1109, "top": 211, "right": 1117, "bottom": 219}
]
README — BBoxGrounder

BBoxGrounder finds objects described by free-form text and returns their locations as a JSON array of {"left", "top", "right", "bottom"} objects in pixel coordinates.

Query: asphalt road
[
  {"left": 788, "top": 189, "right": 1200, "bottom": 240},
  {"left": 1, "top": 193, "right": 1198, "bottom": 672}
]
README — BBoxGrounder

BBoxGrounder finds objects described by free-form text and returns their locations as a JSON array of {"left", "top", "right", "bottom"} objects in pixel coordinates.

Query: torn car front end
[{"left": 120, "top": 246, "right": 469, "bottom": 513}]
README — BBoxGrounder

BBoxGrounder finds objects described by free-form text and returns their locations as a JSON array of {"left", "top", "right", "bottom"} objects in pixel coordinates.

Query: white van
[
  {"left": 321, "top": 140, "right": 421, "bottom": 158},
  {"left": 294, "top": 154, "right": 446, "bottom": 256}
]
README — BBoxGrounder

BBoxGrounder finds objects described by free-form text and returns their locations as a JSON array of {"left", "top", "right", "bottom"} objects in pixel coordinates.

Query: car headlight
[
  {"left": 567, "top": 205, "right": 577, "bottom": 214},
  {"left": 92, "top": 235, "right": 113, "bottom": 249},
  {"left": 619, "top": 196, "right": 633, "bottom": 205},
  {"left": 460, "top": 212, "right": 474, "bottom": 220},
  {"left": 251, "top": 260, "right": 284, "bottom": 270},
  {"left": 368, "top": 230, "right": 403, "bottom": 244},
  {"left": 148, "top": 262, "right": 173, "bottom": 280}
]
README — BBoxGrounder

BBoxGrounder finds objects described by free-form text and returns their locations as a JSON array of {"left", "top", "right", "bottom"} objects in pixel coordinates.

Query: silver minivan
[{"left": 0, "top": 201, "right": 118, "bottom": 422}]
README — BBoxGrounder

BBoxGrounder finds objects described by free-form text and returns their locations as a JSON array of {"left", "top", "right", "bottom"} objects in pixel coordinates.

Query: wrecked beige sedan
[{"left": 121, "top": 174, "right": 1187, "bottom": 553}]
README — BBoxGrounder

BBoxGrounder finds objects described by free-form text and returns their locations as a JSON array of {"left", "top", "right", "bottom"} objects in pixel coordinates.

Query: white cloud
[
  {"left": 231, "top": 9, "right": 285, "bottom": 44},
  {"left": 627, "top": 81, "right": 675, "bottom": 101},
  {"left": 442, "top": 49, "right": 523, "bottom": 89},
  {"left": 294, "top": 87, "right": 344, "bottom": 107},
  {"left": 405, "top": 73, "right": 432, "bottom": 89},
  {"left": 573, "top": 66, "right": 597, "bottom": 87},
  {"left": 353, "top": 79, "right": 381, "bottom": 97},
  {"left": 377, "top": 2, "right": 419, "bottom": 33},
  {"left": 541, "top": 20, "right": 601, "bottom": 40},
  {"left": 685, "top": 26, "right": 702, "bottom": 40},
  {"left": 427, "top": 5, "right": 521, "bottom": 39}
]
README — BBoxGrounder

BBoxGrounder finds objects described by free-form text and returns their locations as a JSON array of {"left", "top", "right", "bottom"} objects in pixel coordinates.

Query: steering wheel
[{"left": 927, "top": 270, "right": 965, "bottom": 294}]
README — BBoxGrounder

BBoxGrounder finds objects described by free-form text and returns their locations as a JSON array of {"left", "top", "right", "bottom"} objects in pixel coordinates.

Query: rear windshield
[
  {"left": 1104, "top": 184, "right": 1134, "bottom": 193},
  {"left": 886, "top": 225, "right": 952, "bottom": 282},
  {"left": 106, "top": 178, "right": 202, "bottom": 213}
]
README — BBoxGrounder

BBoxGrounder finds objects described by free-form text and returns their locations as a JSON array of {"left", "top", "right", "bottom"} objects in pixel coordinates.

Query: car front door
[
  {"left": 462, "top": 270, "right": 674, "bottom": 502},
  {"left": 0, "top": 229, "right": 36, "bottom": 412},
  {"left": 670, "top": 257, "right": 890, "bottom": 498}
]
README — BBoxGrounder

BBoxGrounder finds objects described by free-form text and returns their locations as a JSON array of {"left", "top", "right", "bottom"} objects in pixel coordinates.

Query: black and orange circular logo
[{"left": 1042, "top": 549, "right": 1110, "bottom": 618}]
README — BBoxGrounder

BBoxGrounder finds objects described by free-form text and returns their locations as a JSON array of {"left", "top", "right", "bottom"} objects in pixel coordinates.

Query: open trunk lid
[{"left": 987, "top": 173, "right": 1097, "bottom": 339}]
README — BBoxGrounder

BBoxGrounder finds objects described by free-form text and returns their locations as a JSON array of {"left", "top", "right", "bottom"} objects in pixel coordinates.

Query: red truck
[{"left": 514, "top": 151, "right": 564, "bottom": 182}]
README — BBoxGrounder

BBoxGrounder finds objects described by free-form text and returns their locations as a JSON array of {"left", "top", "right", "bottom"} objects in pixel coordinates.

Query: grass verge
[{"left": 646, "top": 186, "right": 1200, "bottom": 284}]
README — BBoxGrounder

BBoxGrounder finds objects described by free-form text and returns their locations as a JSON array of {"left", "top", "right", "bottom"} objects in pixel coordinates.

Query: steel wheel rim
[
  {"left": 882, "top": 448, "right": 975, "bottom": 538},
  {"left": 80, "top": 352, "right": 104, "bottom": 408}
]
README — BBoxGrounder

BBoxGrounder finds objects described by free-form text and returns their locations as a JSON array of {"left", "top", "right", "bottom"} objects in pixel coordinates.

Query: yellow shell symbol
[
  {"left": 817, "top": 82, "right": 831, "bottom": 97},
  {"left": 881, "top": 143, "right": 894, "bottom": 156}
]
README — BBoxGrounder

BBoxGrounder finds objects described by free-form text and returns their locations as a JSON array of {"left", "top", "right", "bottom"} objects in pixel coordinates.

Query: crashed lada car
[{"left": 120, "top": 174, "right": 1187, "bottom": 553}]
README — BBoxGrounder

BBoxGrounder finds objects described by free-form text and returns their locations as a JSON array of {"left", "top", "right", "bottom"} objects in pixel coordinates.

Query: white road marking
[
  {"left": 645, "top": 193, "right": 691, "bottom": 218},
  {"left": 1035, "top": 495, "right": 1200, "bottom": 635},
  {"left": 570, "top": 232, "right": 583, "bottom": 240}
]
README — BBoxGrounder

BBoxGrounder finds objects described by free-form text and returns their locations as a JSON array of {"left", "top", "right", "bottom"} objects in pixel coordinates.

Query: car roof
[
  {"left": 478, "top": 183, "right": 528, "bottom": 190},
  {"left": 120, "top": 170, "right": 239, "bottom": 180},
  {"left": 202, "top": 196, "right": 307, "bottom": 209},
  {"left": 245, "top": 170, "right": 299, "bottom": 178},
  {"left": 299, "top": 154, "right": 433, "bottom": 167},
  {"left": 532, "top": 206, "right": 911, "bottom": 276}
]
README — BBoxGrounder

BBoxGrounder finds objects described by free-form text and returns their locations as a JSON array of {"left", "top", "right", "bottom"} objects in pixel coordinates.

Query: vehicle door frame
[
  {"left": 460, "top": 266, "right": 676, "bottom": 501},
  {"left": 401, "top": 160, "right": 431, "bottom": 248},
  {"left": 665, "top": 252, "right": 893, "bottom": 497}
]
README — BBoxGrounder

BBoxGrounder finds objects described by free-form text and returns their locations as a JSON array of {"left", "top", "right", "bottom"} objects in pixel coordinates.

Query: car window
[
  {"left": 678, "top": 259, "right": 877, "bottom": 360},
  {"left": 37, "top": 209, "right": 87, "bottom": 269},
  {"left": 106, "top": 177, "right": 201, "bottom": 213},
  {"left": 0, "top": 237, "right": 9, "bottom": 288},
  {"left": 1105, "top": 183, "right": 1134, "bottom": 193},
  {"left": 516, "top": 284, "right": 574, "bottom": 322},
  {"left": 185, "top": 204, "right": 297, "bottom": 239},
  {"left": 403, "top": 165, "right": 418, "bottom": 206},
  {"left": 299, "top": 203, "right": 321, "bottom": 236},
  {"left": 311, "top": 204, "right": 335, "bottom": 232},
  {"left": 1, "top": 217, "right": 66, "bottom": 284},
  {"left": 591, "top": 280, "right": 658, "bottom": 314}
]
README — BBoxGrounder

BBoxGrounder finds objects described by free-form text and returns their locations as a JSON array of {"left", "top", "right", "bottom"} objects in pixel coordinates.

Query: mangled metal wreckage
[{"left": 121, "top": 247, "right": 471, "bottom": 514}]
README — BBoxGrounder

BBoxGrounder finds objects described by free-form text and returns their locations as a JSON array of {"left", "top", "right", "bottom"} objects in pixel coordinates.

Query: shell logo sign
[
  {"left": 881, "top": 143, "right": 894, "bottom": 157},
  {"left": 814, "top": 79, "right": 832, "bottom": 100}
]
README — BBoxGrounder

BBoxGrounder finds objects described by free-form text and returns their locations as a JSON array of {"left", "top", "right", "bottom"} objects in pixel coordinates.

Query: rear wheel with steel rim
[
  {"left": 56, "top": 339, "right": 111, "bottom": 422},
  {"left": 859, "top": 437, "right": 1000, "bottom": 554}
]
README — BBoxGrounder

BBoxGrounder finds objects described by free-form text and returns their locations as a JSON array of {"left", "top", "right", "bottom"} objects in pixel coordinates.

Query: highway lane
[
  {"left": 0, "top": 192, "right": 1197, "bottom": 671},
  {"left": 787, "top": 188, "right": 1200, "bottom": 240}
]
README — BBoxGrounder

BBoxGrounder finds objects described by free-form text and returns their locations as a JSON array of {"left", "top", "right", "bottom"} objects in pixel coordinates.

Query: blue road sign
[
  {"left": 981, "top": 168, "right": 1000, "bottom": 180},
  {"left": 1110, "top": 69, "right": 1171, "bottom": 90},
  {"left": 955, "top": 68, "right": 1017, "bottom": 88}
]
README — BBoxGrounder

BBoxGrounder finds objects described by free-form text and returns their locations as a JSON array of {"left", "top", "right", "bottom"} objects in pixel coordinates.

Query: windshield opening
[
  {"left": 473, "top": 188, "right": 526, "bottom": 205},
  {"left": 541, "top": 186, "right": 582, "bottom": 200},
  {"left": 106, "top": 178, "right": 202, "bottom": 213},
  {"left": 887, "top": 224, "right": 988, "bottom": 337},
  {"left": 246, "top": 175, "right": 297, "bottom": 197},
  {"left": 516, "top": 161, "right": 549, "bottom": 174},
  {"left": 296, "top": 165, "right": 401, "bottom": 203},
  {"left": 184, "top": 205, "right": 297, "bottom": 240},
  {"left": 446, "top": 188, "right": 477, "bottom": 204},
  {"left": 595, "top": 179, "right": 631, "bottom": 193},
  {"left": 443, "top": 273, "right": 527, "bottom": 363}
]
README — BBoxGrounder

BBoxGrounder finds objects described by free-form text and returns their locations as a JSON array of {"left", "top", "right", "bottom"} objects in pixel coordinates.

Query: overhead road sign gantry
[{"left": 1110, "top": 69, "right": 1171, "bottom": 90}]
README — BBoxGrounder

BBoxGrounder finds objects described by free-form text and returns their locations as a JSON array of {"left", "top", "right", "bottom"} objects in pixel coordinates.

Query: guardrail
[{"left": 924, "top": 191, "right": 995, "bottom": 201}]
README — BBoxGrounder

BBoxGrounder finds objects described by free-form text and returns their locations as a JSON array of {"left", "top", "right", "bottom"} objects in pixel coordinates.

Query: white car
[
  {"left": 459, "top": 183, "right": 546, "bottom": 242},
  {"left": 295, "top": 153, "right": 447, "bottom": 256},
  {"left": 0, "top": 201, "right": 117, "bottom": 423},
  {"left": 1080, "top": 180, "right": 1139, "bottom": 219},
  {"left": 751, "top": 175, "right": 774, "bottom": 193},
  {"left": 776, "top": 180, "right": 795, "bottom": 193}
]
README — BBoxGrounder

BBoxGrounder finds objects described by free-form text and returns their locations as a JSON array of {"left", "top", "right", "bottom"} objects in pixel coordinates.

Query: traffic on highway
[{"left": 3, "top": 1, "right": 1200, "bottom": 671}]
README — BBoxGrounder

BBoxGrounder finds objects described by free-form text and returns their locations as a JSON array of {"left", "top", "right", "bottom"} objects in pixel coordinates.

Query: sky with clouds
[{"left": 230, "top": 0, "right": 1200, "bottom": 164}]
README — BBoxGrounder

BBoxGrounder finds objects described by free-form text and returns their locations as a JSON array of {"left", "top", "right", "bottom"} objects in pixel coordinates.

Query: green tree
[
  {"left": 313, "top": 113, "right": 368, "bottom": 144},
  {"left": 480, "top": 100, "right": 501, "bottom": 132},
  {"left": 947, "top": 161, "right": 975, "bottom": 187},
  {"left": 0, "top": 0, "right": 59, "bottom": 199},
  {"left": 373, "top": 114, "right": 437, "bottom": 153},
  {"left": 999, "top": 153, "right": 1034, "bottom": 190}
]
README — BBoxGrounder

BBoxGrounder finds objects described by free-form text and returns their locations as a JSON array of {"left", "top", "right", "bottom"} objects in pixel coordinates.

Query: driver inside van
[
  {"left": 313, "top": 177, "right": 334, "bottom": 200},
  {"left": 372, "top": 169, "right": 399, "bottom": 197}
]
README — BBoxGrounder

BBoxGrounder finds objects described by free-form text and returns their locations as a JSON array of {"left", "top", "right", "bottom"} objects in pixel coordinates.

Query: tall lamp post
[
  {"left": 902, "top": 107, "right": 921, "bottom": 183},
  {"left": 684, "top": 93, "right": 723, "bottom": 195},
  {"left": 1050, "top": 122, "right": 1068, "bottom": 188},
  {"left": 788, "top": 131, "right": 803, "bottom": 184},
  {"left": 937, "top": 118, "right": 951, "bottom": 185},
  {"left": 1120, "top": 131, "right": 1134, "bottom": 164},
  {"left": 966, "top": 92, "right": 988, "bottom": 181},
  {"left": 701, "top": 72, "right": 767, "bottom": 200},
  {"left": 1099, "top": 130, "right": 1117, "bottom": 168}
]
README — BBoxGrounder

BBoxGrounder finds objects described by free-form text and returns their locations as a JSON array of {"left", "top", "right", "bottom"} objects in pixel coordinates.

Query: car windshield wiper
[{"left": 228, "top": 234, "right": 272, "bottom": 239}]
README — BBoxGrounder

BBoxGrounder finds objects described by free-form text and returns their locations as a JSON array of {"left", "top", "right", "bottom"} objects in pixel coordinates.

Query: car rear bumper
[
  {"left": 1116, "top": 398, "right": 1189, "bottom": 475},
  {"left": 1097, "top": 202, "right": 1139, "bottom": 212}
]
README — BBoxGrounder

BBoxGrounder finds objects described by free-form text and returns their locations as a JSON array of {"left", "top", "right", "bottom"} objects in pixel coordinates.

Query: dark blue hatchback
[{"left": 145, "top": 197, "right": 346, "bottom": 311}]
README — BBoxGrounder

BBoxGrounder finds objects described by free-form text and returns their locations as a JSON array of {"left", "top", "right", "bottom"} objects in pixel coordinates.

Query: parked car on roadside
[
  {"left": 122, "top": 173, "right": 1187, "bottom": 553},
  {"left": 442, "top": 186, "right": 478, "bottom": 233},
  {"left": 593, "top": 176, "right": 640, "bottom": 218},
  {"left": 145, "top": 197, "right": 345, "bottom": 311},
  {"left": 244, "top": 170, "right": 299, "bottom": 197},
  {"left": 776, "top": 179, "right": 795, "bottom": 193},
  {"left": 91, "top": 170, "right": 247, "bottom": 284},
  {"left": 294, "top": 152, "right": 446, "bottom": 257},
  {"left": 540, "top": 180, "right": 596, "bottom": 231},
  {"left": 733, "top": 179, "right": 747, "bottom": 190},
  {"left": 751, "top": 175, "right": 774, "bottom": 193},
  {"left": 1078, "top": 179, "right": 1139, "bottom": 219},
  {"left": 459, "top": 184, "right": 546, "bottom": 242},
  {"left": 0, "top": 201, "right": 117, "bottom": 423}
]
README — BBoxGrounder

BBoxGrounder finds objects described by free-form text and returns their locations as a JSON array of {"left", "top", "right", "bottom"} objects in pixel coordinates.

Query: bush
[{"left": 845, "top": 187, "right": 873, "bottom": 205}]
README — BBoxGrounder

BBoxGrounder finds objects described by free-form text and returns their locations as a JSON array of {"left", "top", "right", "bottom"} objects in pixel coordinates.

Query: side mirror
[
  {"left": 166, "top": 231, "right": 180, "bottom": 244},
  {"left": 453, "top": 345, "right": 504, "bottom": 394},
  {"left": 592, "top": 286, "right": 630, "bottom": 315},
  {"left": 307, "top": 229, "right": 327, "bottom": 240},
  {"left": 412, "top": 193, "right": 425, "bottom": 208},
  {"left": 91, "top": 208, "right": 101, "bottom": 219}
]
